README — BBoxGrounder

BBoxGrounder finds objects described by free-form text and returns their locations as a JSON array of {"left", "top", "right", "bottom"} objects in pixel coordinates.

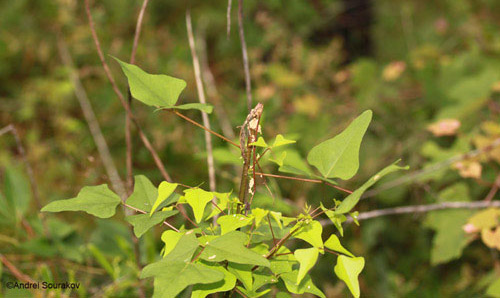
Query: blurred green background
[{"left": 1, "top": 0, "right": 500, "bottom": 297}]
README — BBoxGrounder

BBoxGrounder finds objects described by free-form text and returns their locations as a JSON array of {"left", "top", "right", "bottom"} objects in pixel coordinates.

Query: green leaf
[
  {"left": 250, "top": 137, "right": 269, "bottom": 148},
  {"left": 184, "top": 188, "right": 214, "bottom": 223},
  {"left": 150, "top": 181, "right": 178, "bottom": 216},
  {"left": 161, "top": 230, "right": 185, "bottom": 256},
  {"left": 163, "top": 103, "right": 213, "bottom": 113},
  {"left": 200, "top": 231, "right": 270, "bottom": 267},
  {"left": 278, "top": 150, "right": 314, "bottom": 177},
  {"left": 88, "top": 244, "right": 116, "bottom": 279},
  {"left": 334, "top": 255, "right": 365, "bottom": 298},
  {"left": 324, "top": 235, "right": 354, "bottom": 257},
  {"left": 42, "top": 185, "right": 121, "bottom": 218},
  {"left": 270, "top": 246, "right": 296, "bottom": 275},
  {"left": 113, "top": 56, "right": 186, "bottom": 108},
  {"left": 269, "top": 151, "right": 287, "bottom": 167},
  {"left": 487, "top": 277, "right": 500, "bottom": 297},
  {"left": 294, "top": 247, "right": 319, "bottom": 285},
  {"left": 227, "top": 262, "right": 253, "bottom": 290},
  {"left": 4, "top": 166, "right": 31, "bottom": 218},
  {"left": 206, "top": 192, "right": 231, "bottom": 219},
  {"left": 252, "top": 270, "right": 278, "bottom": 290},
  {"left": 270, "top": 211, "right": 283, "bottom": 229},
  {"left": 272, "top": 134, "right": 296, "bottom": 148},
  {"left": 335, "top": 160, "right": 409, "bottom": 214},
  {"left": 280, "top": 270, "right": 326, "bottom": 298},
  {"left": 251, "top": 208, "right": 269, "bottom": 228},
  {"left": 321, "top": 203, "right": 346, "bottom": 236},
  {"left": 307, "top": 110, "right": 372, "bottom": 179},
  {"left": 126, "top": 210, "right": 178, "bottom": 238},
  {"left": 141, "top": 232, "right": 219, "bottom": 297},
  {"left": 236, "top": 286, "right": 271, "bottom": 298},
  {"left": 126, "top": 175, "right": 157, "bottom": 210},
  {"left": 148, "top": 262, "right": 223, "bottom": 298},
  {"left": 217, "top": 214, "right": 253, "bottom": 235},
  {"left": 191, "top": 263, "right": 237, "bottom": 298},
  {"left": 293, "top": 220, "right": 324, "bottom": 251}
]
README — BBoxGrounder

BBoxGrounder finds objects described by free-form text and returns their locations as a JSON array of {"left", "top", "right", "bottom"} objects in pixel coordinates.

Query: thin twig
[
  {"left": 186, "top": 10, "right": 217, "bottom": 196},
  {"left": 318, "top": 200, "right": 500, "bottom": 225},
  {"left": 237, "top": 0, "right": 252, "bottom": 112},
  {"left": 171, "top": 109, "right": 239, "bottom": 147},
  {"left": 198, "top": 24, "right": 236, "bottom": 140},
  {"left": 226, "top": 0, "right": 233, "bottom": 38},
  {"left": 484, "top": 174, "right": 500, "bottom": 202},
  {"left": 84, "top": 0, "right": 172, "bottom": 182},
  {"left": 57, "top": 38, "right": 128, "bottom": 201},
  {"left": 130, "top": 0, "right": 150, "bottom": 65},
  {"left": 1, "top": 124, "right": 48, "bottom": 236},
  {"left": 122, "top": 202, "right": 180, "bottom": 232},
  {"left": 363, "top": 137, "right": 500, "bottom": 199},
  {"left": 254, "top": 172, "right": 353, "bottom": 194},
  {"left": 0, "top": 254, "right": 37, "bottom": 284}
]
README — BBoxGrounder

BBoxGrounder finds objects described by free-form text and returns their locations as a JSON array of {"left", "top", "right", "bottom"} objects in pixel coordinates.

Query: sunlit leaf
[
  {"left": 42, "top": 185, "right": 121, "bottom": 218},
  {"left": 126, "top": 210, "right": 178, "bottom": 237},
  {"left": 294, "top": 247, "right": 319, "bottom": 285},
  {"left": 324, "top": 234, "right": 354, "bottom": 257},
  {"left": 217, "top": 214, "right": 253, "bottom": 235},
  {"left": 184, "top": 188, "right": 213, "bottom": 223},
  {"left": 200, "top": 231, "right": 270, "bottom": 267},
  {"left": 150, "top": 181, "right": 178, "bottom": 216},
  {"left": 191, "top": 263, "right": 236, "bottom": 298},
  {"left": 334, "top": 255, "right": 365, "bottom": 298},
  {"left": 293, "top": 220, "right": 323, "bottom": 251},
  {"left": 335, "top": 160, "right": 408, "bottom": 214},
  {"left": 307, "top": 110, "right": 372, "bottom": 180},
  {"left": 113, "top": 56, "right": 186, "bottom": 108}
]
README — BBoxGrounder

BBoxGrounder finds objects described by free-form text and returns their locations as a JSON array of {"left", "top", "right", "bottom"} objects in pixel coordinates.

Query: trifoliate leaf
[
  {"left": 42, "top": 185, "right": 121, "bottom": 218},
  {"left": 150, "top": 181, "right": 178, "bottom": 216},
  {"left": 324, "top": 234, "right": 354, "bottom": 257},
  {"left": 184, "top": 188, "right": 214, "bottom": 223},
  {"left": 113, "top": 57, "right": 186, "bottom": 108},
  {"left": 294, "top": 247, "right": 319, "bottom": 285},
  {"left": 200, "top": 231, "right": 270, "bottom": 267},
  {"left": 307, "top": 110, "right": 372, "bottom": 179},
  {"left": 335, "top": 160, "right": 408, "bottom": 214},
  {"left": 334, "top": 255, "right": 365, "bottom": 298}
]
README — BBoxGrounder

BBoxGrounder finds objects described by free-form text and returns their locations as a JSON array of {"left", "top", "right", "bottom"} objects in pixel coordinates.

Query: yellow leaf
[
  {"left": 427, "top": 119, "right": 461, "bottom": 137},
  {"left": 481, "top": 227, "right": 500, "bottom": 250},
  {"left": 452, "top": 160, "right": 482, "bottom": 179}
]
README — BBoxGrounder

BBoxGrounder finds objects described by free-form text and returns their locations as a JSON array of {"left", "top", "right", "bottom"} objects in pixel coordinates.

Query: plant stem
[{"left": 171, "top": 110, "right": 239, "bottom": 148}]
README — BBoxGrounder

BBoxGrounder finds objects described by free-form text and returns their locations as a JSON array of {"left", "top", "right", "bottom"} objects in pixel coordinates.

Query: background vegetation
[{"left": 1, "top": 0, "right": 500, "bottom": 296}]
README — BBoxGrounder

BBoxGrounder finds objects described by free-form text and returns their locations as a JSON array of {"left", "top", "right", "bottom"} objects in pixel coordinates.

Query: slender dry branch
[
  {"left": 125, "top": 0, "right": 151, "bottom": 200},
  {"left": 186, "top": 11, "right": 216, "bottom": 194},
  {"left": 485, "top": 174, "right": 500, "bottom": 202},
  {"left": 122, "top": 202, "right": 180, "bottom": 232},
  {"left": 58, "top": 38, "right": 128, "bottom": 201},
  {"left": 319, "top": 200, "right": 500, "bottom": 226},
  {"left": 84, "top": 0, "right": 172, "bottom": 182},
  {"left": 363, "top": 137, "right": 500, "bottom": 199},
  {"left": 255, "top": 172, "right": 353, "bottom": 194},
  {"left": 171, "top": 110, "right": 239, "bottom": 147},
  {"left": 1, "top": 124, "right": 48, "bottom": 236},
  {"left": 0, "top": 253, "right": 37, "bottom": 284},
  {"left": 237, "top": 0, "right": 252, "bottom": 112},
  {"left": 198, "top": 25, "right": 236, "bottom": 140},
  {"left": 226, "top": 0, "right": 233, "bottom": 38}
]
